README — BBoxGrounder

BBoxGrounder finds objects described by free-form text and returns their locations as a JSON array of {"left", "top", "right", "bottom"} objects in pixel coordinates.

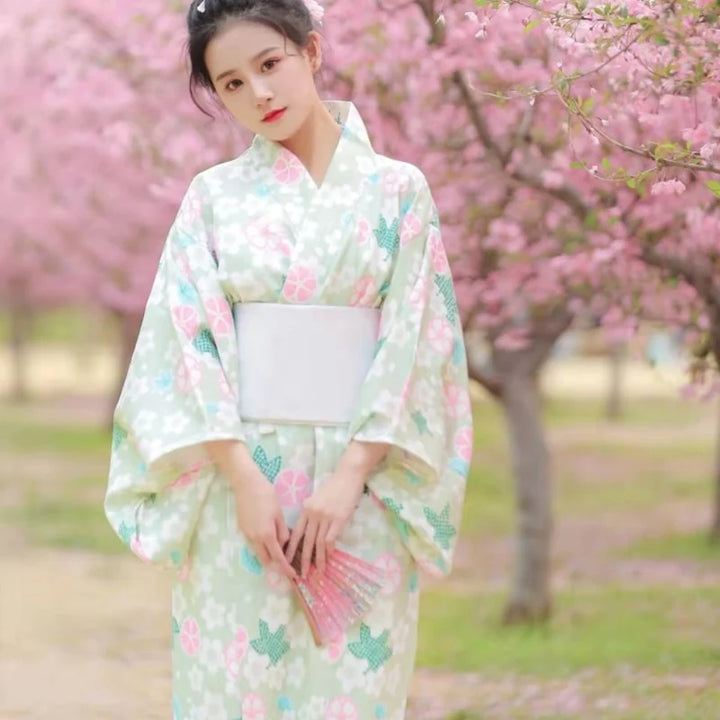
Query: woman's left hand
[{"left": 284, "top": 466, "right": 367, "bottom": 577}]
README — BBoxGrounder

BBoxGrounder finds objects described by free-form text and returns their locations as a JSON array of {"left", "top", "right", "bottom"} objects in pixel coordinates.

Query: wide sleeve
[
  {"left": 104, "top": 175, "right": 244, "bottom": 569},
  {"left": 347, "top": 172, "right": 473, "bottom": 578}
]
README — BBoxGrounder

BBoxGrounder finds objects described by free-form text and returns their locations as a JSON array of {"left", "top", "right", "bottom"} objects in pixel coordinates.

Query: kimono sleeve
[
  {"left": 347, "top": 172, "right": 473, "bottom": 578},
  {"left": 104, "top": 176, "right": 244, "bottom": 569}
]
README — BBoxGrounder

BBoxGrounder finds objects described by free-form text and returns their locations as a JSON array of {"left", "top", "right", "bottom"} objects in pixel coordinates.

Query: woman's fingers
[
  {"left": 284, "top": 516, "right": 307, "bottom": 565},
  {"left": 314, "top": 519, "right": 332, "bottom": 574},
  {"left": 266, "top": 535, "right": 297, "bottom": 579},
  {"left": 300, "top": 519, "right": 319, "bottom": 578}
]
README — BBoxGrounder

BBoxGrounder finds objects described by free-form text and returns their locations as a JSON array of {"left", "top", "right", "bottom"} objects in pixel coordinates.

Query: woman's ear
[{"left": 305, "top": 31, "right": 323, "bottom": 74}]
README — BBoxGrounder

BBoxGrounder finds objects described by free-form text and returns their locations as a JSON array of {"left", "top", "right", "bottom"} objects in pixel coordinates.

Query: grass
[
  {"left": 1, "top": 394, "right": 719, "bottom": 719},
  {"left": 620, "top": 530, "right": 720, "bottom": 564},
  {"left": 417, "top": 585, "right": 720, "bottom": 675}
]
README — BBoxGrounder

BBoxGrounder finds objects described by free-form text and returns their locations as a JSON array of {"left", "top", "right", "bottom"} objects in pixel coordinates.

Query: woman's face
[{"left": 205, "top": 21, "right": 322, "bottom": 140}]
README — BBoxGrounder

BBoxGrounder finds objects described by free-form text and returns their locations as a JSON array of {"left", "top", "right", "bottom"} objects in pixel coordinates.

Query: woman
[{"left": 105, "top": 0, "right": 473, "bottom": 718}]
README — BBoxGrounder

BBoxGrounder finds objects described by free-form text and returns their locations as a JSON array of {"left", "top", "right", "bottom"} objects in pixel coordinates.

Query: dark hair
[{"left": 186, "top": 0, "right": 316, "bottom": 115}]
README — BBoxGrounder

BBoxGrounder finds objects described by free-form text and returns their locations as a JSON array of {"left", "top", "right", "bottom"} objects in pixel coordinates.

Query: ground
[{"left": 1, "top": 353, "right": 719, "bottom": 719}]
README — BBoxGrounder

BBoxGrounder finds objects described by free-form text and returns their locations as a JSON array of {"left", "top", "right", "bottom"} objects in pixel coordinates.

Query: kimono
[{"left": 105, "top": 99, "right": 473, "bottom": 720}]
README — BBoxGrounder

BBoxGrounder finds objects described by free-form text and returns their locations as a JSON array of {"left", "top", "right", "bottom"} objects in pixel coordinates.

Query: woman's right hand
[
  {"left": 232, "top": 470, "right": 297, "bottom": 579},
  {"left": 204, "top": 439, "right": 296, "bottom": 580}
]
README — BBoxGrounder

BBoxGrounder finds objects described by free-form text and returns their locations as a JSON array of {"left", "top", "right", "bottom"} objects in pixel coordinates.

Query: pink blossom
[{"left": 282, "top": 265, "right": 317, "bottom": 303}]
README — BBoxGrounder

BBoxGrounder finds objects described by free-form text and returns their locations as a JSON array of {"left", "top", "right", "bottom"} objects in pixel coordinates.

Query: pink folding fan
[{"left": 285, "top": 536, "right": 386, "bottom": 647}]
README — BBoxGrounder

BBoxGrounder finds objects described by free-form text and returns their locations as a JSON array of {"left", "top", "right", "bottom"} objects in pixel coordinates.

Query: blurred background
[{"left": 1, "top": 1, "right": 719, "bottom": 718}]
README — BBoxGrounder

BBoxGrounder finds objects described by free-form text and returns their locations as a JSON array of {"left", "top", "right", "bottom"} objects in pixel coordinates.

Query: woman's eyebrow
[{"left": 214, "top": 46, "right": 282, "bottom": 82}]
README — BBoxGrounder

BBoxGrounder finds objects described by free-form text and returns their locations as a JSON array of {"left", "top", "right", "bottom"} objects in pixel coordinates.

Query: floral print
[{"left": 105, "top": 100, "right": 471, "bottom": 719}]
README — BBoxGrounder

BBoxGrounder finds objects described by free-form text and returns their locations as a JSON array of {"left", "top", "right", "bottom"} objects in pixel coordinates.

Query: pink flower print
[
  {"left": 400, "top": 377, "right": 413, "bottom": 403},
  {"left": 241, "top": 693, "right": 266, "bottom": 720},
  {"left": 400, "top": 211, "right": 422, "bottom": 247},
  {"left": 324, "top": 634, "right": 345, "bottom": 662},
  {"left": 357, "top": 217, "right": 371, "bottom": 245},
  {"left": 177, "top": 557, "right": 192, "bottom": 582},
  {"left": 225, "top": 627, "right": 249, "bottom": 677},
  {"left": 429, "top": 229, "right": 449, "bottom": 273},
  {"left": 273, "top": 151, "right": 304, "bottom": 185},
  {"left": 326, "top": 696, "right": 359, "bottom": 720},
  {"left": 455, "top": 426, "right": 474, "bottom": 462},
  {"left": 374, "top": 552, "right": 403, "bottom": 595},
  {"left": 275, "top": 469, "right": 312, "bottom": 508},
  {"left": 383, "top": 172, "right": 402, "bottom": 194},
  {"left": 205, "top": 296, "right": 233, "bottom": 336},
  {"left": 417, "top": 557, "right": 443, "bottom": 579},
  {"left": 427, "top": 316, "right": 454, "bottom": 354},
  {"left": 180, "top": 618, "right": 201, "bottom": 656},
  {"left": 176, "top": 353, "right": 202, "bottom": 393},
  {"left": 409, "top": 277, "right": 429, "bottom": 309},
  {"left": 130, "top": 536, "right": 149, "bottom": 562},
  {"left": 350, "top": 275, "right": 376, "bottom": 306},
  {"left": 172, "top": 304, "right": 200, "bottom": 339},
  {"left": 445, "top": 383, "right": 471, "bottom": 419},
  {"left": 282, "top": 265, "right": 317, "bottom": 303},
  {"left": 171, "top": 461, "right": 206, "bottom": 489}
]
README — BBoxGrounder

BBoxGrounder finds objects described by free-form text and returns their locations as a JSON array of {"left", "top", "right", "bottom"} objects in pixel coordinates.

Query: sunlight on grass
[
  {"left": 1, "top": 497, "right": 124, "bottom": 555},
  {"left": 417, "top": 585, "right": 720, "bottom": 675},
  {"left": 619, "top": 531, "right": 720, "bottom": 563}
]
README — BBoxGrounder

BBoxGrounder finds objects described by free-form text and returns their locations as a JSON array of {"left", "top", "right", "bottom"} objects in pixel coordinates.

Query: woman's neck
[{"left": 281, "top": 102, "right": 343, "bottom": 187}]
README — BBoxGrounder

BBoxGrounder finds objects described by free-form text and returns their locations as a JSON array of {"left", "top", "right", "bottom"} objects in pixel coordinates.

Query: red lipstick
[{"left": 262, "top": 108, "right": 287, "bottom": 123}]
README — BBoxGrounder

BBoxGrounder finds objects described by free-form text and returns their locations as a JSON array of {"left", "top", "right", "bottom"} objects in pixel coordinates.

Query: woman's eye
[
  {"left": 262, "top": 58, "right": 279, "bottom": 71},
  {"left": 226, "top": 79, "right": 243, "bottom": 91}
]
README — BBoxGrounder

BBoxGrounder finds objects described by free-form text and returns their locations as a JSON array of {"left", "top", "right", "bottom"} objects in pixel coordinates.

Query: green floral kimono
[{"left": 105, "top": 100, "right": 472, "bottom": 720}]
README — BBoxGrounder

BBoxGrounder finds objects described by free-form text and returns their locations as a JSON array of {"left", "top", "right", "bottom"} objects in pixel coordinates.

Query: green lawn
[{"left": 1, "top": 394, "right": 718, "bottom": 719}]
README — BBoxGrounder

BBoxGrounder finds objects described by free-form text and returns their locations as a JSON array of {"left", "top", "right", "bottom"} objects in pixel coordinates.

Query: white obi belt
[{"left": 233, "top": 303, "right": 381, "bottom": 426}]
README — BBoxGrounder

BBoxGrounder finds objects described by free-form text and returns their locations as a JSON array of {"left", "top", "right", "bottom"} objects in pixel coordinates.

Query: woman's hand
[
  {"left": 232, "top": 470, "right": 297, "bottom": 579},
  {"left": 284, "top": 466, "right": 367, "bottom": 578},
  {"left": 205, "top": 439, "right": 296, "bottom": 580}
]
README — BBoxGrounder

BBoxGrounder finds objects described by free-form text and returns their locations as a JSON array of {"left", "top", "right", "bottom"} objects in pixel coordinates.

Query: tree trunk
[
  {"left": 107, "top": 311, "right": 142, "bottom": 429},
  {"left": 712, "top": 397, "right": 720, "bottom": 542},
  {"left": 8, "top": 305, "right": 31, "bottom": 402},
  {"left": 500, "top": 369, "right": 553, "bottom": 623},
  {"left": 605, "top": 341, "right": 626, "bottom": 421}
]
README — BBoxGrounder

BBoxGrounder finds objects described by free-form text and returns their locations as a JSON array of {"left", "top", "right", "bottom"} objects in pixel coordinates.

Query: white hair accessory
[
  {"left": 303, "top": 0, "right": 324, "bottom": 24},
  {"left": 197, "top": 0, "right": 206, "bottom": 12}
]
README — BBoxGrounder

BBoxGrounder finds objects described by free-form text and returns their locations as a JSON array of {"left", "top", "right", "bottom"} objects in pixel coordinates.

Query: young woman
[{"left": 105, "top": 0, "right": 473, "bottom": 718}]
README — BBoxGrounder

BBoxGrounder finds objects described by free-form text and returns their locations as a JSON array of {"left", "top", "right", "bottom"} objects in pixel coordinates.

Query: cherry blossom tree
[{"left": 321, "top": 0, "right": 719, "bottom": 619}]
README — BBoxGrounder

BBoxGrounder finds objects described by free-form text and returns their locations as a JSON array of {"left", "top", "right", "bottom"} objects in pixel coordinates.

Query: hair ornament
[
  {"left": 303, "top": 0, "right": 324, "bottom": 25},
  {"left": 197, "top": 0, "right": 206, "bottom": 12}
]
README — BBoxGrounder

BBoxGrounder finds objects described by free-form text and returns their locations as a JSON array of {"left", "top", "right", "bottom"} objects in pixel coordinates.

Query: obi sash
[{"left": 233, "top": 303, "right": 381, "bottom": 425}]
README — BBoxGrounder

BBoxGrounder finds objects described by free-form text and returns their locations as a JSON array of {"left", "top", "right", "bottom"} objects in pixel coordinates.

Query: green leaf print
[
  {"left": 252, "top": 446, "right": 282, "bottom": 482},
  {"left": 250, "top": 620, "right": 290, "bottom": 667},
  {"left": 381, "top": 498, "right": 410, "bottom": 540},
  {"left": 192, "top": 328, "right": 220, "bottom": 360},
  {"left": 423, "top": 503, "right": 457, "bottom": 550},
  {"left": 411, "top": 411, "right": 430, "bottom": 436},
  {"left": 112, "top": 423, "right": 128, "bottom": 450},
  {"left": 348, "top": 623, "right": 393, "bottom": 673},
  {"left": 118, "top": 521, "right": 136, "bottom": 545},
  {"left": 373, "top": 216, "right": 400, "bottom": 260},
  {"left": 434, "top": 274, "right": 459, "bottom": 323}
]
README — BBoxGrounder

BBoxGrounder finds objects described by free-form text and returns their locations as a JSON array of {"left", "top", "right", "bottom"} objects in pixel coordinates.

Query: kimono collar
[{"left": 250, "top": 99, "right": 374, "bottom": 164}]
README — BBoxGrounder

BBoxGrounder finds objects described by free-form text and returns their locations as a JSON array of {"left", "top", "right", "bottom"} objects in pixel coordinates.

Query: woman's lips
[{"left": 262, "top": 108, "right": 287, "bottom": 123}]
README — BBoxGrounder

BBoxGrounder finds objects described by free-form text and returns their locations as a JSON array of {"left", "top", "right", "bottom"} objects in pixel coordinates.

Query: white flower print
[
  {"left": 285, "top": 655, "right": 306, "bottom": 688},
  {"left": 199, "top": 692, "right": 226, "bottom": 719},
  {"left": 242, "top": 648, "right": 269, "bottom": 689},
  {"left": 200, "top": 596, "right": 226, "bottom": 632},
  {"left": 188, "top": 663, "right": 203, "bottom": 694},
  {"left": 162, "top": 411, "right": 191, "bottom": 436},
  {"left": 391, "top": 618, "right": 410, "bottom": 654},
  {"left": 339, "top": 653, "right": 369, "bottom": 693},
  {"left": 261, "top": 594, "right": 291, "bottom": 632},
  {"left": 198, "top": 637, "right": 225, "bottom": 675},
  {"left": 298, "top": 695, "right": 328, "bottom": 720}
]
